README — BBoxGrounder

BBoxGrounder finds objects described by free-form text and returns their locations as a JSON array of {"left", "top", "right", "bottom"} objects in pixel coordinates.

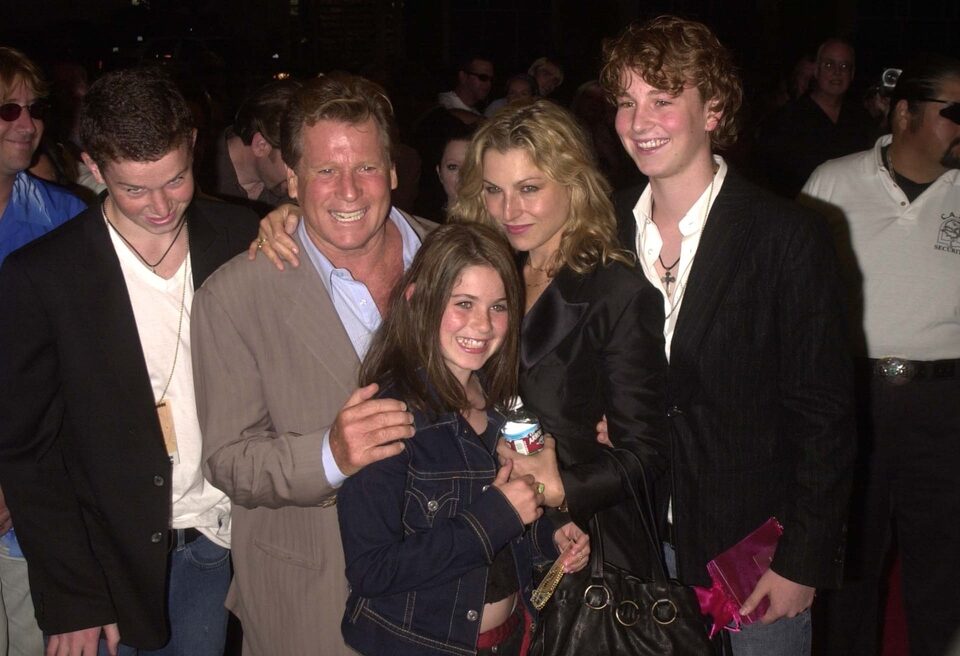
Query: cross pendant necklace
[{"left": 658, "top": 254, "right": 680, "bottom": 295}]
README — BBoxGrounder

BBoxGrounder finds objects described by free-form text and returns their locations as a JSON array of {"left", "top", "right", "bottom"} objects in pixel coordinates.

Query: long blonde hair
[{"left": 450, "top": 99, "right": 632, "bottom": 274}]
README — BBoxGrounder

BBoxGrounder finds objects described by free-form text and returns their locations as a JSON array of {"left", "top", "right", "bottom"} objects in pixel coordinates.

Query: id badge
[{"left": 157, "top": 401, "right": 180, "bottom": 465}]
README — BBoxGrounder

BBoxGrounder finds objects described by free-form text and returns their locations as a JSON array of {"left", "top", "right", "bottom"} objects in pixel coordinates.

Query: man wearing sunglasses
[
  {"left": 801, "top": 53, "right": 960, "bottom": 656},
  {"left": 437, "top": 55, "right": 494, "bottom": 117},
  {"left": 0, "top": 47, "right": 85, "bottom": 263},
  {"left": 0, "top": 46, "right": 85, "bottom": 656}
]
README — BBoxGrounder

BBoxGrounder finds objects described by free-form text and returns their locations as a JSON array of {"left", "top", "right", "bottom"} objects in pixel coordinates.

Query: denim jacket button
[
  {"left": 466, "top": 609, "right": 479, "bottom": 621},
  {"left": 427, "top": 500, "right": 439, "bottom": 512}
]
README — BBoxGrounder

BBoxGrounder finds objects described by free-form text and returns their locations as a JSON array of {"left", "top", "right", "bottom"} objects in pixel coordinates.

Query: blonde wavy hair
[{"left": 450, "top": 99, "right": 631, "bottom": 275}]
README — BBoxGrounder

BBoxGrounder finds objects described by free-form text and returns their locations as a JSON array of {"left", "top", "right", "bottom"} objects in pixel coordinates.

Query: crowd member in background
[
  {"left": 758, "top": 37, "right": 876, "bottom": 198},
  {"left": 602, "top": 16, "right": 855, "bottom": 655},
  {"left": 801, "top": 53, "right": 960, "bottom": 656},
  {"left": 0, "top": 67, "right": 258, "bottom": 656},
  {"left": 484, "top": 73, "right": 536, "bottom": 117},
  {"left": 527, "top": 57, "right": 564, "bottom": 98},
  {"left": 0, "top": 46, "right": 85, "bottom": 656},
  {"left": 210, "top": 78, "right": 300, "bottom": 213},
  {"left": 438, "top": 55, "right": 494, "bottom": 117}
]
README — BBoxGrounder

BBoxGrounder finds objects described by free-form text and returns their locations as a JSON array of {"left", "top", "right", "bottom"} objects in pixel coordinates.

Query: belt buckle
[{"left": 874, "top": 357, "right": 916, "bottom": 385}]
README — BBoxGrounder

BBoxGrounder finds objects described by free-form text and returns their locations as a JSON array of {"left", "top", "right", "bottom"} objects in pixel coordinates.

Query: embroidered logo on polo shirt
[{"left": 935, "top": 212, "right": 960, "bottom": 255}]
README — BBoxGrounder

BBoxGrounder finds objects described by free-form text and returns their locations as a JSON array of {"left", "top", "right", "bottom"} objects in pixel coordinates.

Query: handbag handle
[{"left": 602, "top": 448, "right": 671, "bottom": 583}]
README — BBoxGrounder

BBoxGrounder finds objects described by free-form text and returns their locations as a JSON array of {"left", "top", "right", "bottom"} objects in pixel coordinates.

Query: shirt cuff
[{"left": 321, "top": 428, "right": 348, "bottom": 488}]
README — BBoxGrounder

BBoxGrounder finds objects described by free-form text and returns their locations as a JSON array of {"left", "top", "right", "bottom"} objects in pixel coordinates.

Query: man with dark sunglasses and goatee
[{"left": 801, "top": 53, "right": 960, "bottom": 656}]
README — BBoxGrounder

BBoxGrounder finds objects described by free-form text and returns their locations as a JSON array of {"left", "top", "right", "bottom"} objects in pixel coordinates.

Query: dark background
[{"left": 5, "top": 0, "right": 958, "bottom": 105}]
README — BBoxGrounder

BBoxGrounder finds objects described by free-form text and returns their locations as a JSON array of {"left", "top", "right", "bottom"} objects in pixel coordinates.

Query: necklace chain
[
  {"left": 656, "top": 171, "right": 716, "bottom": 298},
  {"left": 101, "top": 201, "right": 189, "bottom": 406},
  {"left": 101, "top": 201, "right": 187, "bottom": 273}
]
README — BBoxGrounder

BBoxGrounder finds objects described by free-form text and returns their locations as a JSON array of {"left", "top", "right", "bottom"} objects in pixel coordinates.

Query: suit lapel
[
  {"left": 282, "top": 233, "right": 360, "bottom": 397},
  {"left": 186, "top": 203, "right": 219, "bottom": 287},
  {"left": 520, "top": 268, "right": 588, "bottom": 370},
  {"left": 79, "top": 207, "right": 161, "bottom": 424},
  {"left": 671, "top": 172, "right": 755, "bottom": 373}
]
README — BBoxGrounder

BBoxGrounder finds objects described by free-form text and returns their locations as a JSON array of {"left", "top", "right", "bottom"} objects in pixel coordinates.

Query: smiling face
[
  {"left": 814, "top": 41, "right": 855, "bottom": 99},
  {"left": 614, "top": 70, "right": 719, "bottom": 184},
  {"left": 0, "top": 78, "right": 43, "bottom": 179},
  {"left": 480, "top": 147, "right": 571, "bottom": 264},
  {"left": 438, "top": 264, "right": 509, "bottom": 386},
  {"left": 287, "top": 117, "right": 397, "bottom": 261},
  {"left": 86, "top": 141, "right": 195, "bottom": 237},
  {"left": 437, "top": 138, "right": 470, "bottom": 206}
]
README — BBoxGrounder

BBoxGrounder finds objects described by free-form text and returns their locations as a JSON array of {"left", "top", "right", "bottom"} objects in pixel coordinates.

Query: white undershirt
[{"left": 107, "top": 225, "right": 231, "bottom": 547}]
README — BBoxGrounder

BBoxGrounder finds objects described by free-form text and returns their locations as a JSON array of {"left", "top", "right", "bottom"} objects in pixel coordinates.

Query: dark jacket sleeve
[
  {"left": 0, "top": 257, "right": 117, "bottom": 633},
  {"left": 769, "top": 212, "right": 855, "bottom": 587},
  {"left": 560, "top": 279, "right": 668, "bottom": 531}
]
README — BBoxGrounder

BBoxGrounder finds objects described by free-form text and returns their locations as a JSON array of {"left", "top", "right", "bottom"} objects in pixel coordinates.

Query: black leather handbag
[{"left": 529, "top": 449, "right": 714, "bottom": 656}]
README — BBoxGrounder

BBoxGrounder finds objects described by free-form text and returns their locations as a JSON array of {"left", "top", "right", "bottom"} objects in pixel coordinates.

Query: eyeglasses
[
  {"left": 0, "top": 101, "right": 50, "bottom": 122},
  {"left": 464, "top": 70, "right": 493, "bottom": 83},
  {"left": 916, "top": 97, "right": 960, "bottom": 124}
]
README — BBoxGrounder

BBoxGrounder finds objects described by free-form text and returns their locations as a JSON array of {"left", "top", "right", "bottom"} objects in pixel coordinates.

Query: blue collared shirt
[
  {"left": 299, "top": 208, "right": 422, "bottom": 487},
  {"left": 299, "top": 207, "right": 421, "bottom": 357},
  {"left": 0, "top": 172, "right": 86, "bottom": 266}
]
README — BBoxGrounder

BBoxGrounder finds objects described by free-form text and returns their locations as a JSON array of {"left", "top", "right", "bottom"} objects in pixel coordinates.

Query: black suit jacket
[
  {"left": 519, "top": 260, "right": 668, "bottom": 571},
  {"left": 614, "top": 169, "right": 855, "bottom": 588},
  {"left": 0, "top": 198, "right": 258, "bottom": 647}
]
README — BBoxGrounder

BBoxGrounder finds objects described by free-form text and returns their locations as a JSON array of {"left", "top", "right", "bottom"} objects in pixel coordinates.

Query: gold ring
[{"left": 536, "top": 483, "right": 545, "bottom": 495}]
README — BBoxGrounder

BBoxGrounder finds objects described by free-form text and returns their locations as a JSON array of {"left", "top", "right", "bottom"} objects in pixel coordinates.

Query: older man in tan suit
[{"left": 191, "top": 74, "right": 432, "bottom": 655}]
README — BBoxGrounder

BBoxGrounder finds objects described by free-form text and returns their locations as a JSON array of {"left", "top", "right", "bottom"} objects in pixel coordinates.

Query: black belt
[
  {"left": 864, "top": 357, "right": 960, "bottom": 384},
  {"left": 169, "top": 527, "right": 203, "bottom": 550}
]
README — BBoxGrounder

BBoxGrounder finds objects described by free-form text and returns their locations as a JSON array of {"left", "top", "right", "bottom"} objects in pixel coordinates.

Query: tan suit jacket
[{"left": 191, "top": 212, "right": 433, "bottom": 655}]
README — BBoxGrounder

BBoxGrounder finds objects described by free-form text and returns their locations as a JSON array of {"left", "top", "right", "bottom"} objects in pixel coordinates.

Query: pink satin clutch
[{"left": 693, "top": 517, "right": 784, "bottom": 637}]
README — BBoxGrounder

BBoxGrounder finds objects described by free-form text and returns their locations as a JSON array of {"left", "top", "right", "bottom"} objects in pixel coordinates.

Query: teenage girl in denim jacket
[{"left": 337, "top": 224, "right": 589, "bottom": 656}]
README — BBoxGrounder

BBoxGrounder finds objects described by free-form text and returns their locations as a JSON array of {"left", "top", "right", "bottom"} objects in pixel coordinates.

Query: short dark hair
[
  {"left": 890, "top": 53, "right": 960, "bottom": 116},
  {"left": 80, "top": 67, "right": 194, "bottom": 169},
  {"left": 0, "top": 47, "right": 48, "bottom": 99},
  {"left": 233, "top": 79, "right": 302, "bottom": 147},
  {"left": 280, "top": 73, "right": 396, "bottom": 170},
  {"left": 600, "top": 15, "right": 743, "bottom": 150},
  {"left": 359, "top": 223, "right": 521, "bottom": 416}
]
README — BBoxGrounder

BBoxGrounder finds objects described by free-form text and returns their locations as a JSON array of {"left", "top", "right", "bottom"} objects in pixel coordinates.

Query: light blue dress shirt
[{"left": 298, "top": 208, "right": 422, "bottom": 486}]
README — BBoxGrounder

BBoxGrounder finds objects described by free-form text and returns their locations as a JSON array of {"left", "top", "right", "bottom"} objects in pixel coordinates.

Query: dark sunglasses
[
  {"left": 917, "top": 97, "right": 960, "bottom": 124},
  {"left": 464, "top": 70, "right": 493, "bottom": 83},
  {"left": 0, "top": 101, "right": 50, "bottom": 122}
]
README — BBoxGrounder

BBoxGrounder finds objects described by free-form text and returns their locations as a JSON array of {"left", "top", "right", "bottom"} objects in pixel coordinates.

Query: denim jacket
[{"left": 337, "top": 385, "right": 558, "bottom": 656}]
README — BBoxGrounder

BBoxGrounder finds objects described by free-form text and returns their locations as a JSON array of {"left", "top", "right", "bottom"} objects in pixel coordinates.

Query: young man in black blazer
[
  {"left": 0, "top": 68, "right": 258, "bottom": 655},
  {"left": 599, "top": 16, "right": 855, "bottom": 655}
]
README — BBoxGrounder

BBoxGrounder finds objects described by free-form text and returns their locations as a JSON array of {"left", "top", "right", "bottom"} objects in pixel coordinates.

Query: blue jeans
[
  {"left": 663, "top": 542, "right": 811, "bottom": 656},
  {"left": 99, "top": 532, "right": 230, "bottom": 656}
]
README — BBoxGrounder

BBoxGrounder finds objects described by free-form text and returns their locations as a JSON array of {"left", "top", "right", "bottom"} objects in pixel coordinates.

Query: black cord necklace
[
  {"left": 101, "top": 202, "right": 187, "bottom": 273},
  {"left": 658, "top": 253, "right": 680, "bottom": 294}
]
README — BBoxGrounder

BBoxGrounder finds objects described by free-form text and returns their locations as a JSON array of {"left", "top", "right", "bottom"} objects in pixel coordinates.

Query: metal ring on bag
[
  {"left": 583, "top": 584, "right": 611, "bottom": 610},
  {"left": 651, "top": 598, "right": 678, "bottom": 625},
  {"left": 615, "top": 600, "right": 640, "bottom": 627}
]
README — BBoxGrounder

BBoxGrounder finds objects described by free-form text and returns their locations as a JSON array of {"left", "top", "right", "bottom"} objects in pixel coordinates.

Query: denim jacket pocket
[{"left": 403, "top": 475, "right": 460, "bottom": 530}]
